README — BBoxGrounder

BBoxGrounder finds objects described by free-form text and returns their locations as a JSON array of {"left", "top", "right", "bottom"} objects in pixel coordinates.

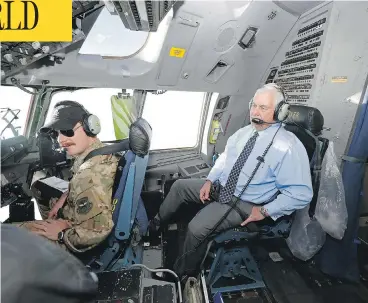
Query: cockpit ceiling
[
  {"left": 0, "top": 0, "right": 176, "bottom": 82},
  {"left": 1, "top": 1, "right": 327, "bottom": 92}
]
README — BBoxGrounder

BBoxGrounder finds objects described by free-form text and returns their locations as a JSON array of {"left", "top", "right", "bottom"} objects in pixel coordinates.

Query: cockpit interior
[{"left": 1, "top": 1, "right": 368, "bottom": 303}]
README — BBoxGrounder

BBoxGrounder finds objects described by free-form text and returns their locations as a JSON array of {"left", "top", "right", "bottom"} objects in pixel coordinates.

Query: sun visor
[
  {"left": 77, "top": 7, "right": 172, "bottom": 77},
  {"left": 79, "top": 8, "right": 149, "bottom": 58}
]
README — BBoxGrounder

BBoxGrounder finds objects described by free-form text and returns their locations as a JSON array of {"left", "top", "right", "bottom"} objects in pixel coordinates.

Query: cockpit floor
[{"left": 163, "top": 224, "right": 368, "bottom": 303}]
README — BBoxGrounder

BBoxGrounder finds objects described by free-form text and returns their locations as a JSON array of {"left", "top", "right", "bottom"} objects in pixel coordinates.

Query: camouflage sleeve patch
[{"left": 76, "top": 197, "right": 93, "bottom": 215}]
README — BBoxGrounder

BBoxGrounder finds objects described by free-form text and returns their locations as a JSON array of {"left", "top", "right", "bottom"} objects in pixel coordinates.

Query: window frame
[{"left": 0, "top": 84, "right": 36, "bottom": 140}]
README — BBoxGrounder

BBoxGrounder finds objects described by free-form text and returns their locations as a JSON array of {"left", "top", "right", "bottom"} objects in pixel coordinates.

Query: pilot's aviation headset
[
  {"left": 249, "top": 83, "right": 290, "bottom": 122},
  {"left": 54, "top": 100, "right": 101, "bottom": 137}
]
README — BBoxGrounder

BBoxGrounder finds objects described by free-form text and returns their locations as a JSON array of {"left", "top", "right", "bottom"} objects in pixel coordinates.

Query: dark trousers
[{"left": 158, "top": 178, "right": 253, "bottom": 277}]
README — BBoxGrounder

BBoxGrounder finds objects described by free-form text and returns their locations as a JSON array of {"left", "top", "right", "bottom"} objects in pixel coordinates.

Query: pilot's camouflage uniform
[{"left": 17, "top": 139, "right": 119, "bottom": 253}]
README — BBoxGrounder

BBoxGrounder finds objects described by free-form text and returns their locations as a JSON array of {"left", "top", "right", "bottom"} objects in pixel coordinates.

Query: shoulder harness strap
[{"left": 82, "top": 139, "right": 130, "bottom": 164}]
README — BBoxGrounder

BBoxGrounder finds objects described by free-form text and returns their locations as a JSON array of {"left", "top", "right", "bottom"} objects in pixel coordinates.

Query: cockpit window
[
  {"left": 45, "top": 88, "right": 133, "bottom": 141},
  {"left": 0, "top": 86, "right": 33, "bottom": 140},
  {"left": 141, "top": 91, "right": 206, "bottom": 150},
  {"left": 45, "top": 88, "right": 206, "bottom": 150}
]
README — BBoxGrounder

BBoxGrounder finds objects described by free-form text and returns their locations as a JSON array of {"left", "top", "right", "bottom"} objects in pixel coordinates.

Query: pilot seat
[
  {"left": 78, "top": 117, "right": 152, "bottom": 273},
  {"left": 202, "top": 104, "right": 330, "bottom": 295}
]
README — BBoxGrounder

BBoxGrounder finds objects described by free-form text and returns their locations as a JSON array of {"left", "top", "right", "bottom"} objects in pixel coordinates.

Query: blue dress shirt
[{"left": 206, "top": 123, "right": 313, "bottom": 220}]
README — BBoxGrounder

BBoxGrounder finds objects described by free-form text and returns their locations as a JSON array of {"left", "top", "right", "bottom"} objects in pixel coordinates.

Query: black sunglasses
[
  {"left": 49, "top": 125, "right": 82, "bottom": 138},
  {"left": 60, "top": 125, "right": 82, "bottom": 137},
  {"left": 59, "top": 129, "right": 76, "bottom": 137}
]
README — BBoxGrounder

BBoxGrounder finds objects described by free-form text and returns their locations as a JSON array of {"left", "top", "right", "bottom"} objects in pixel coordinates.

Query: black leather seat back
[
  {"left": 284, "top": 124, "right": 316, "bottom": 161},
  {"left": 284, "top": 105, "right": 324, "bottom": 135},
  {"left": 284, "top": 105, "right": 328, "bottom": 218},
  {"left": 284, "top": 105, "right": 324, "bottom": 162}
]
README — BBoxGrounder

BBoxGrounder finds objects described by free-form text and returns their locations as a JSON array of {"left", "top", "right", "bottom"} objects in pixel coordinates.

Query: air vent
[{"left": 205, "top": 59, "right": 234, "bottom": 83}]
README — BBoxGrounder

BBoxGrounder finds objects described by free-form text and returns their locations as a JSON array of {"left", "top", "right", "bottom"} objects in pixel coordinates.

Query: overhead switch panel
[{"left": 264, "top": 11, "right": 330, "bottom": 105}]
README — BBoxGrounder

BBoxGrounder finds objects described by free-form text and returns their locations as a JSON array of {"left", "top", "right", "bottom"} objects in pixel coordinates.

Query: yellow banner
[{"left": 0, "top": 0, "right": 72, "bottom": 41}]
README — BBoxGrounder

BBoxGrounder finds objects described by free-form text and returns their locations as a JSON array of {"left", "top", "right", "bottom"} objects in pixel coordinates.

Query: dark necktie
[{"left": 218, "top": 131, "right": 259, "bottom": 203}]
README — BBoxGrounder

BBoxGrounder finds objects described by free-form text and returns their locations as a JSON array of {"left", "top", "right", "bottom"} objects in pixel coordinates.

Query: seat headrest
[
  {"left": 129, "top": 118, "right": 152, "bottom": 157},
  {"left": 285, "top": 105, "right": 324, "bottom": 136}
]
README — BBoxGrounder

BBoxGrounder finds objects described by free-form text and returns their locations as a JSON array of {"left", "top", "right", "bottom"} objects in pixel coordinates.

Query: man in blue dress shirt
[{"left": 150, "top": 83, "right": 313, "bottom": 279}]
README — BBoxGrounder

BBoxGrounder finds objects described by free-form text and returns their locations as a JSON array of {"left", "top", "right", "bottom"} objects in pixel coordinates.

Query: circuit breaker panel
[{"left": 263, "top": 4, "right": 332, "bottom": 105}]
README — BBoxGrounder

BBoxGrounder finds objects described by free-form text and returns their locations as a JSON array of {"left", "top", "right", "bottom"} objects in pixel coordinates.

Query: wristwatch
[
  {"left": 57, "top": 229, "right": 68, "bottom": 243},
  {"left": 260, "top": 206, "right": 269, "bottom": 217}
]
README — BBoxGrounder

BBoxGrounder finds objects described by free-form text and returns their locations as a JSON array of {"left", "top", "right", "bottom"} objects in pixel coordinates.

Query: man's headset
[
  {"left": 249, "top": 83, "right": 290, "bottom": 124},
  {"left": 54, "top": 100, "right": 101, "bottom": 137}
]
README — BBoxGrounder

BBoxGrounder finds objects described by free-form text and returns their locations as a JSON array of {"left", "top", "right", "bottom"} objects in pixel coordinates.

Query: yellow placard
[
  {"left": 331, "top": 76, "right": 348, "bottom": 83},
  {"left": 169, "top": 47, "right": 186, "bottom": 58},
  {"left": 0, "top": 0, "right": 72, "bottom": 42}
]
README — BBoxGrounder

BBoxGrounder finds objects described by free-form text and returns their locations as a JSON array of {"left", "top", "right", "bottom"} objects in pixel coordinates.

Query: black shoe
[{"left": 148, "top": 217, "right": 161, "bottom": 233}]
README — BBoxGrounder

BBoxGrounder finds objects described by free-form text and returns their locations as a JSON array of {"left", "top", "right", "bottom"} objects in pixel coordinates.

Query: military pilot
[
  {"left": 150, "top": 83, "right": 313, "bottom": 279},
  {"left": 16, "top": 100, "right": 119, "bottom": 254}
]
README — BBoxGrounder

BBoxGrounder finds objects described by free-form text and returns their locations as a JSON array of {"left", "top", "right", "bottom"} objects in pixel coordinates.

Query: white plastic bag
[
  {"left": 314, "top": 142, "right": 348, "bottom": 240},
  {"left": 286, "top": 205, "right": 326, "bottom": 261}
]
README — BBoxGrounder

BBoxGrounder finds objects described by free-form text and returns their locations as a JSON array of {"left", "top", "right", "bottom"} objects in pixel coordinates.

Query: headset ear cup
[
  {"left": 86, "top": 114, "right": 101, "bottom": 136},
  {"left": 278, "top": 103, "right": 290, "bottom": 122}
]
